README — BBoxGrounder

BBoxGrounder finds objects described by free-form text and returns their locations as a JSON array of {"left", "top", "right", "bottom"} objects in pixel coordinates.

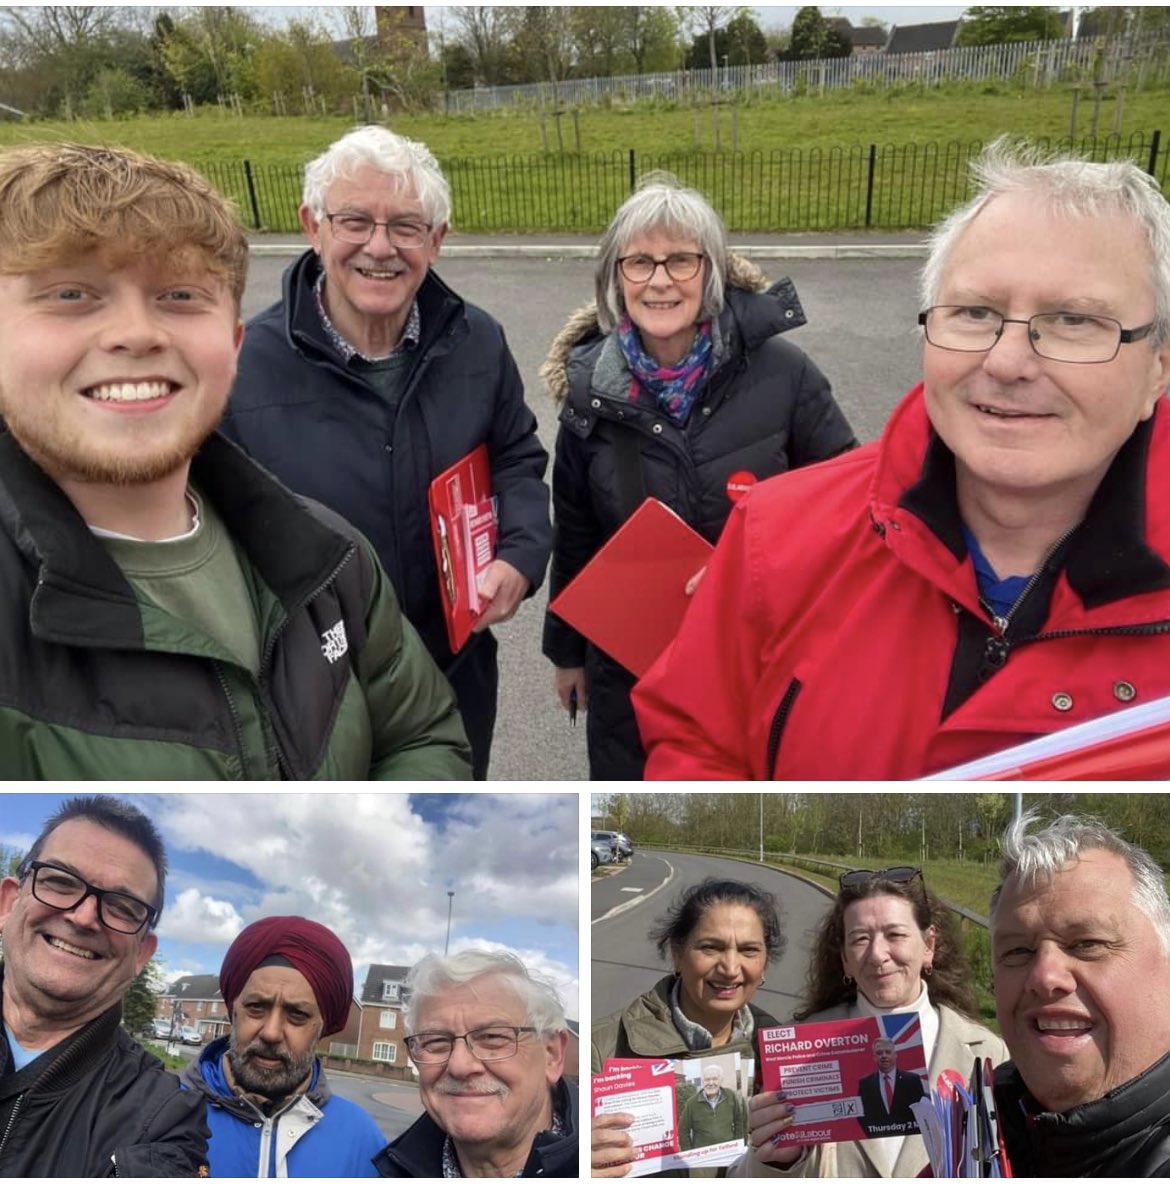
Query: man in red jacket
[{"left": 634, "top": 138, "right": 1170, "bottom": 779}]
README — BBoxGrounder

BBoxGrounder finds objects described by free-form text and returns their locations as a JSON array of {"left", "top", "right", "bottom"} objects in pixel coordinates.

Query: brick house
[
  {"left": 156, "top": 974, "right": 230, "bottom": 1041},
  {"left": 349, "top": 963, "right": 413, "bottom": 1070}
]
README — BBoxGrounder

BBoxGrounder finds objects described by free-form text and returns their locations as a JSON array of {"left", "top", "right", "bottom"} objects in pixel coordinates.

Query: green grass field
[
  {"left": 2, "top": 79, "right": 1163, "bottom": 232},
  {"left": 0, "top": 78, "right": 1162, "bottom": 165}
]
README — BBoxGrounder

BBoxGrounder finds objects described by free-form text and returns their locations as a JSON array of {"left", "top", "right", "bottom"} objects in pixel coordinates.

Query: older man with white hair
[
  {"left": 679, "top": 1062, "right": 747, "bottom": 1150},
  {"left": 990, "top": 812, "right": 1170, "bottom": 1176},
  {"left": 374, "top": 950, "right": 577, "bottom": 1178},
  {"left": 223, "top": 125, "right": 552, "bottom": 780}
]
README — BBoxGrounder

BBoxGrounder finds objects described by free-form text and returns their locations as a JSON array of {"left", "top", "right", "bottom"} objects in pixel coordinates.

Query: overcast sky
[{"left": 2, "top": 792, "right": 580, "bottom": 1019}]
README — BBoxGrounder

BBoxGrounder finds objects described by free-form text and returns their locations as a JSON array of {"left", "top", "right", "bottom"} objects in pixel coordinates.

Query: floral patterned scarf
[{"left": 616, "top": 315, "right": 714, "bottom": 426}]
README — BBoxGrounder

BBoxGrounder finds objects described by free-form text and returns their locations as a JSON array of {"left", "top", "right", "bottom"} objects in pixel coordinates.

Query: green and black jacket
[{"left": 0, "top": 423, "right": 472, "bottom": 779}]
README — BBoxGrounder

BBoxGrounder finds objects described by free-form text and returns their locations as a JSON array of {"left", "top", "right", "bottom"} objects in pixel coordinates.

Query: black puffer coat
[
  {"left": 541, "top": 258, "right": 857, "bottom": 779},
  {"left": 995, "top": 1055, "right": 1170, "bottom": 1176}
]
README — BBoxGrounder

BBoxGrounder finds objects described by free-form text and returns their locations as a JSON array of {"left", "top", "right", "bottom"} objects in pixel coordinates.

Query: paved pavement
[{"left": 240, "top": 239, "right": 928, "bottom": 780}]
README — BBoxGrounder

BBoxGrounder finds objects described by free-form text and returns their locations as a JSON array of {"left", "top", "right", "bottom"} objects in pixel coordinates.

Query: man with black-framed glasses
[
  {"left": 0, "top": 796, "right": 209, "bottom": 1176},
  {"left": 374, "top": 949, "right": 577, "bottom": 1178},
  {"left": 224, "top": 124, "right": 552, "bottom": 780},
  {"left": 636, "top": 136, "right": 1170, "bottom": 780}
]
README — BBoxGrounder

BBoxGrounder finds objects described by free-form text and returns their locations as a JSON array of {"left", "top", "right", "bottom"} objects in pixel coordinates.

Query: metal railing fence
[
  {"left": 444, "top": 34, "right": 1170, "bottom": 114},
  {"left": 205, "top": 131, "right": 1167, "bottom": 236}
]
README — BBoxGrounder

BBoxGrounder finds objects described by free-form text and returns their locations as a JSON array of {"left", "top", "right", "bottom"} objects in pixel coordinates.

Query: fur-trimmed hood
[{"left": 540, "top": 252, "right": 802, "bottom": 404}]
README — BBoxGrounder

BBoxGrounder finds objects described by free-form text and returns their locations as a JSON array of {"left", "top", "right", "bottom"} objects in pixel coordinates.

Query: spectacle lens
[
  {"left": 326, "top": 213, "right": 430, "bottom": 248},
  {"left": 405, "top": 1025, "right": 537, "bottom": 1063},
  {"left": 918, "top": 306, "right": 1151, "bottom": 365},
  {"left": 617, "top": 252, "right": 705, "bottom": 284},
  {"left": 25, "top": 862, "right": 156, "bottom": 934}
]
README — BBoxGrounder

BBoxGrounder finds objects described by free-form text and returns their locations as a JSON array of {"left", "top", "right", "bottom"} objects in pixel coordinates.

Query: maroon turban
[{"left": 220, "top": 916, "right": 353, "bottom": 1037}]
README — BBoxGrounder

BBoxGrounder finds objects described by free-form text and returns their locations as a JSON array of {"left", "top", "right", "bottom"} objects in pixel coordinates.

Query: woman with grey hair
[{"left": 540, "top": 176, "right": 856, "bottom": 780}]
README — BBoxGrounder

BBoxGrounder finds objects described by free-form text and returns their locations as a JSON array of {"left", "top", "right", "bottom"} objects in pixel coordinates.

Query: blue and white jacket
[{"left": 182, "top": 1037, "right": 384, "bottom": 1178}]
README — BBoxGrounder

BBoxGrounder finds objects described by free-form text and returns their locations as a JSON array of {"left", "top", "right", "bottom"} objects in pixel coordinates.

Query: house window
[
  {"left": 329, "top": 1041, "right": 359, "bottom": 1058},
  {"left": 381, "top": 981, "right": 401, "bottom": 1002},
  {"left": 372, "top": 1041, "right": 397, "bottom": 1063},
  {"left": 380, "top": 1010, "right": 397, "bottom": 1030}
]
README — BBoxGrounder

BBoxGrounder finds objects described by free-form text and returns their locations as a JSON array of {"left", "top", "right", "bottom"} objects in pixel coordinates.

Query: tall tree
[
  {"left": 448, "top": 6, "right": 520, "bottom": 86},
  {"left": 787, "top": 6, "right": 851, "bottom": 60},
  {"left": 122, "top": 958, "right": 161, "bottom": 1036},
  {"left": 957, "top": 6, "right": 1064, "bottom": 46}
]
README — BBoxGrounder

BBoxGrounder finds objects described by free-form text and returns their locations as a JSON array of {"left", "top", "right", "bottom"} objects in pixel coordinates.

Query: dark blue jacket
[
  {"left": 223, "top": 252, "right": 552, "bottom": 682},
  {"left": 183, "top": 1037, "right": 384, "bottom": 1177},
  {"left": 373, "top": 1076, "right": 578, "bottom": 1178}
]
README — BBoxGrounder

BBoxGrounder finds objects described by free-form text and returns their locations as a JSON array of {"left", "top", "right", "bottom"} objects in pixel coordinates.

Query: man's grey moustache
[{"left": 433, "top": 1075, "right": 509, "bottom": 1097}]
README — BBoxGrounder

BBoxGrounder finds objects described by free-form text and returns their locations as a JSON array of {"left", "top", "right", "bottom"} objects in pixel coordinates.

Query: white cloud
[
  {"left": 141, "top": 793, "right": 578, "bottom": 1008},
  {"left": 158, "top": 886, "right": 245, "bottom": 945}
]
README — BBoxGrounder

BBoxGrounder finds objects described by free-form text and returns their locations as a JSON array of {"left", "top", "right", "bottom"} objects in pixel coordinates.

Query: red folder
[
  {"left": 427, "top": 444, "right": 497, "bottom": 654},
  {"left": 548, "top": 498, "right": 713, "bottom": 677}
]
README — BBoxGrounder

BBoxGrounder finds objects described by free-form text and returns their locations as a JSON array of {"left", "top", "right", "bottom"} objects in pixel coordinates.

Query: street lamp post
[{"left": 444, "top": 890, "right": 455, "bottom": 955}]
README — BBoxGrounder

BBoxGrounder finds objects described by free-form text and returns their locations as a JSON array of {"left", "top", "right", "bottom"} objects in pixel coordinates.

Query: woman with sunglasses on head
[
  {"left": 540, "top": 175, "right": 857, "bottom": 780},
  {"left": 591, "top": 879, "right": 786, "bottom": 1177},
  {"left": 730, "top": 866, "right": 1006, "bottom": 1179}
]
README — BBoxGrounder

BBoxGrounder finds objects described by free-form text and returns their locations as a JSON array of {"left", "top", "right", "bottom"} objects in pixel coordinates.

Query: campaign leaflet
[
  {"left": 592, "top": 1053, "right": 755, "bottom": 1175},
  {"left": 758, "top": 1012, "right": 928, "bottom": 1146}
]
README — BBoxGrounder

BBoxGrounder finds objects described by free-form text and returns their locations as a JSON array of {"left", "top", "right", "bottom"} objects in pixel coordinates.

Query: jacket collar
[
  {"left": 0, "top": 424, "right": 352, "bottom": 649},
  {"left": 997, "top": 1052, "right": 1170, "bottom": 1176},
  {"left": 877, "top": 385, "right": 1170, "bottom": 610},
  {"left": 283, "top": 250, "right": 465, "bottom": 364},
  {"left": 0, "top": 964, "right": 124, "bottom": 1100},
  {"left": 376, "top": 1075, "right": 578, "bottom": 1178},
  {"left": 187, "top": 1035, "right": 332, "bottom": 1121}
]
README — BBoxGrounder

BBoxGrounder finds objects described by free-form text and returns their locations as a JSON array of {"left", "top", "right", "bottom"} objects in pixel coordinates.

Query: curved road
[{"left": 591, "top": 851, "right": 834, "bottom": 1043}]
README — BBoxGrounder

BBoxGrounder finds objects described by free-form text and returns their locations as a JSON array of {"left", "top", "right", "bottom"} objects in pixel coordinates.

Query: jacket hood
[{"left": 540, "top": 252, "right": 779, "bottom": 404}]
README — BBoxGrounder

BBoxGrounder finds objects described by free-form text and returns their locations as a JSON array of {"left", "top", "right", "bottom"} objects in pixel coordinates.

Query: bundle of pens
[{"left": 910, "top": 1058, "right": 1012, "bottom": 1177}]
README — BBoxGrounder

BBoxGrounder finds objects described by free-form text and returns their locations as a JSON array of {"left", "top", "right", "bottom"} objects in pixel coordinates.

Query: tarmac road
[
  {"left": 240, "top": 242, "right": 926, "bottom": 780},
  {"left": 590, "top": 850, "right": 835, "bottom": 1033}
]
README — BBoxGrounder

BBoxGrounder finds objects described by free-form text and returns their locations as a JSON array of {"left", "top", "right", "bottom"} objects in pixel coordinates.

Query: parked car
[
  {"left": 593, "top": 829, "right": 634, "bottom": 860},
  {"left": 591, "top": 837, "right": 615, "bottom": 870},
  {"left": 179, "top": 1026, "right": 202, "bottom": 1046},
  {"left": 150, "top": 1018, "right": 173, "bottom": 1040}
]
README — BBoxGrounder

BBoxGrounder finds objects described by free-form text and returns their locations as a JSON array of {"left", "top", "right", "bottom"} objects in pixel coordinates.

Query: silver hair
[
  {"left": 920, "top": 136, "right": 1170, "bottom": 347},
  {"left": 991, "top": 811, "right": 1170, "bottom": 956},
  {"left": 594, "top": 172, "right": 728, "bottom": 334},
  {"left": 403, "top": 949, "right": 567, "bottom": 1036},
  {"left": 702, "top": 1064, "right": 724, "bottom": 1079},
  {"left": 301, "top": 124, "right": 451, "bottom": 227}
]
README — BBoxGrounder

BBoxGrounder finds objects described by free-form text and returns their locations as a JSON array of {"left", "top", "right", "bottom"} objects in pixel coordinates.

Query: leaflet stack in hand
[
  {"left": 910, "top": 1058, "right": 1012, "bottom": 1177},
  {"left": 426, "top": 444, "right": 498, "bottom": 653},
  {"left": 591, "top": 1052, "right": 755, "bottom": 1176}
]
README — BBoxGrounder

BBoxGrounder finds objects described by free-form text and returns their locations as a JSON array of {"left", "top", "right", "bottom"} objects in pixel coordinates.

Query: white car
[
  {"left": 179, "top": 1026, "right": 202, "bottom": 1046},
  {"left": 150, "top": 1018, "right": 173, "bottom": 1040}
]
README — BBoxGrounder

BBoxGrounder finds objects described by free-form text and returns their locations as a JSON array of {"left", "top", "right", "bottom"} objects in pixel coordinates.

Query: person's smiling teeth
[
  {"left": 47, "top": 936, "right": 98, "bottom": 959},
  {"left": 85, "top": 381, "right": 174, "bottom": 403},
  {"left": 976, "top": 404, "right": 1038, "bottom": 418},
  {"left": 357, "top": 266, "right": 403, "bottom": 279},
  {"left": 1036, "top": 1018, "right": 1093, "bottom": 1032}
]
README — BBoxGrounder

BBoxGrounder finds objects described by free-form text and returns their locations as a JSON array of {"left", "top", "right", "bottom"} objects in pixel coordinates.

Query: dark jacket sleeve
[
  {"left": 485, "top": 328, "right": 553, "bottom": 594},
  {"left": 111, "top": 1078, "right": 209, "bottom": 1177},
  {"left": 788, "top": 352, "right": 859, "bottom": 468},
  {"left": 541, "top": 422, "right": 605, "bottom": 669}
]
